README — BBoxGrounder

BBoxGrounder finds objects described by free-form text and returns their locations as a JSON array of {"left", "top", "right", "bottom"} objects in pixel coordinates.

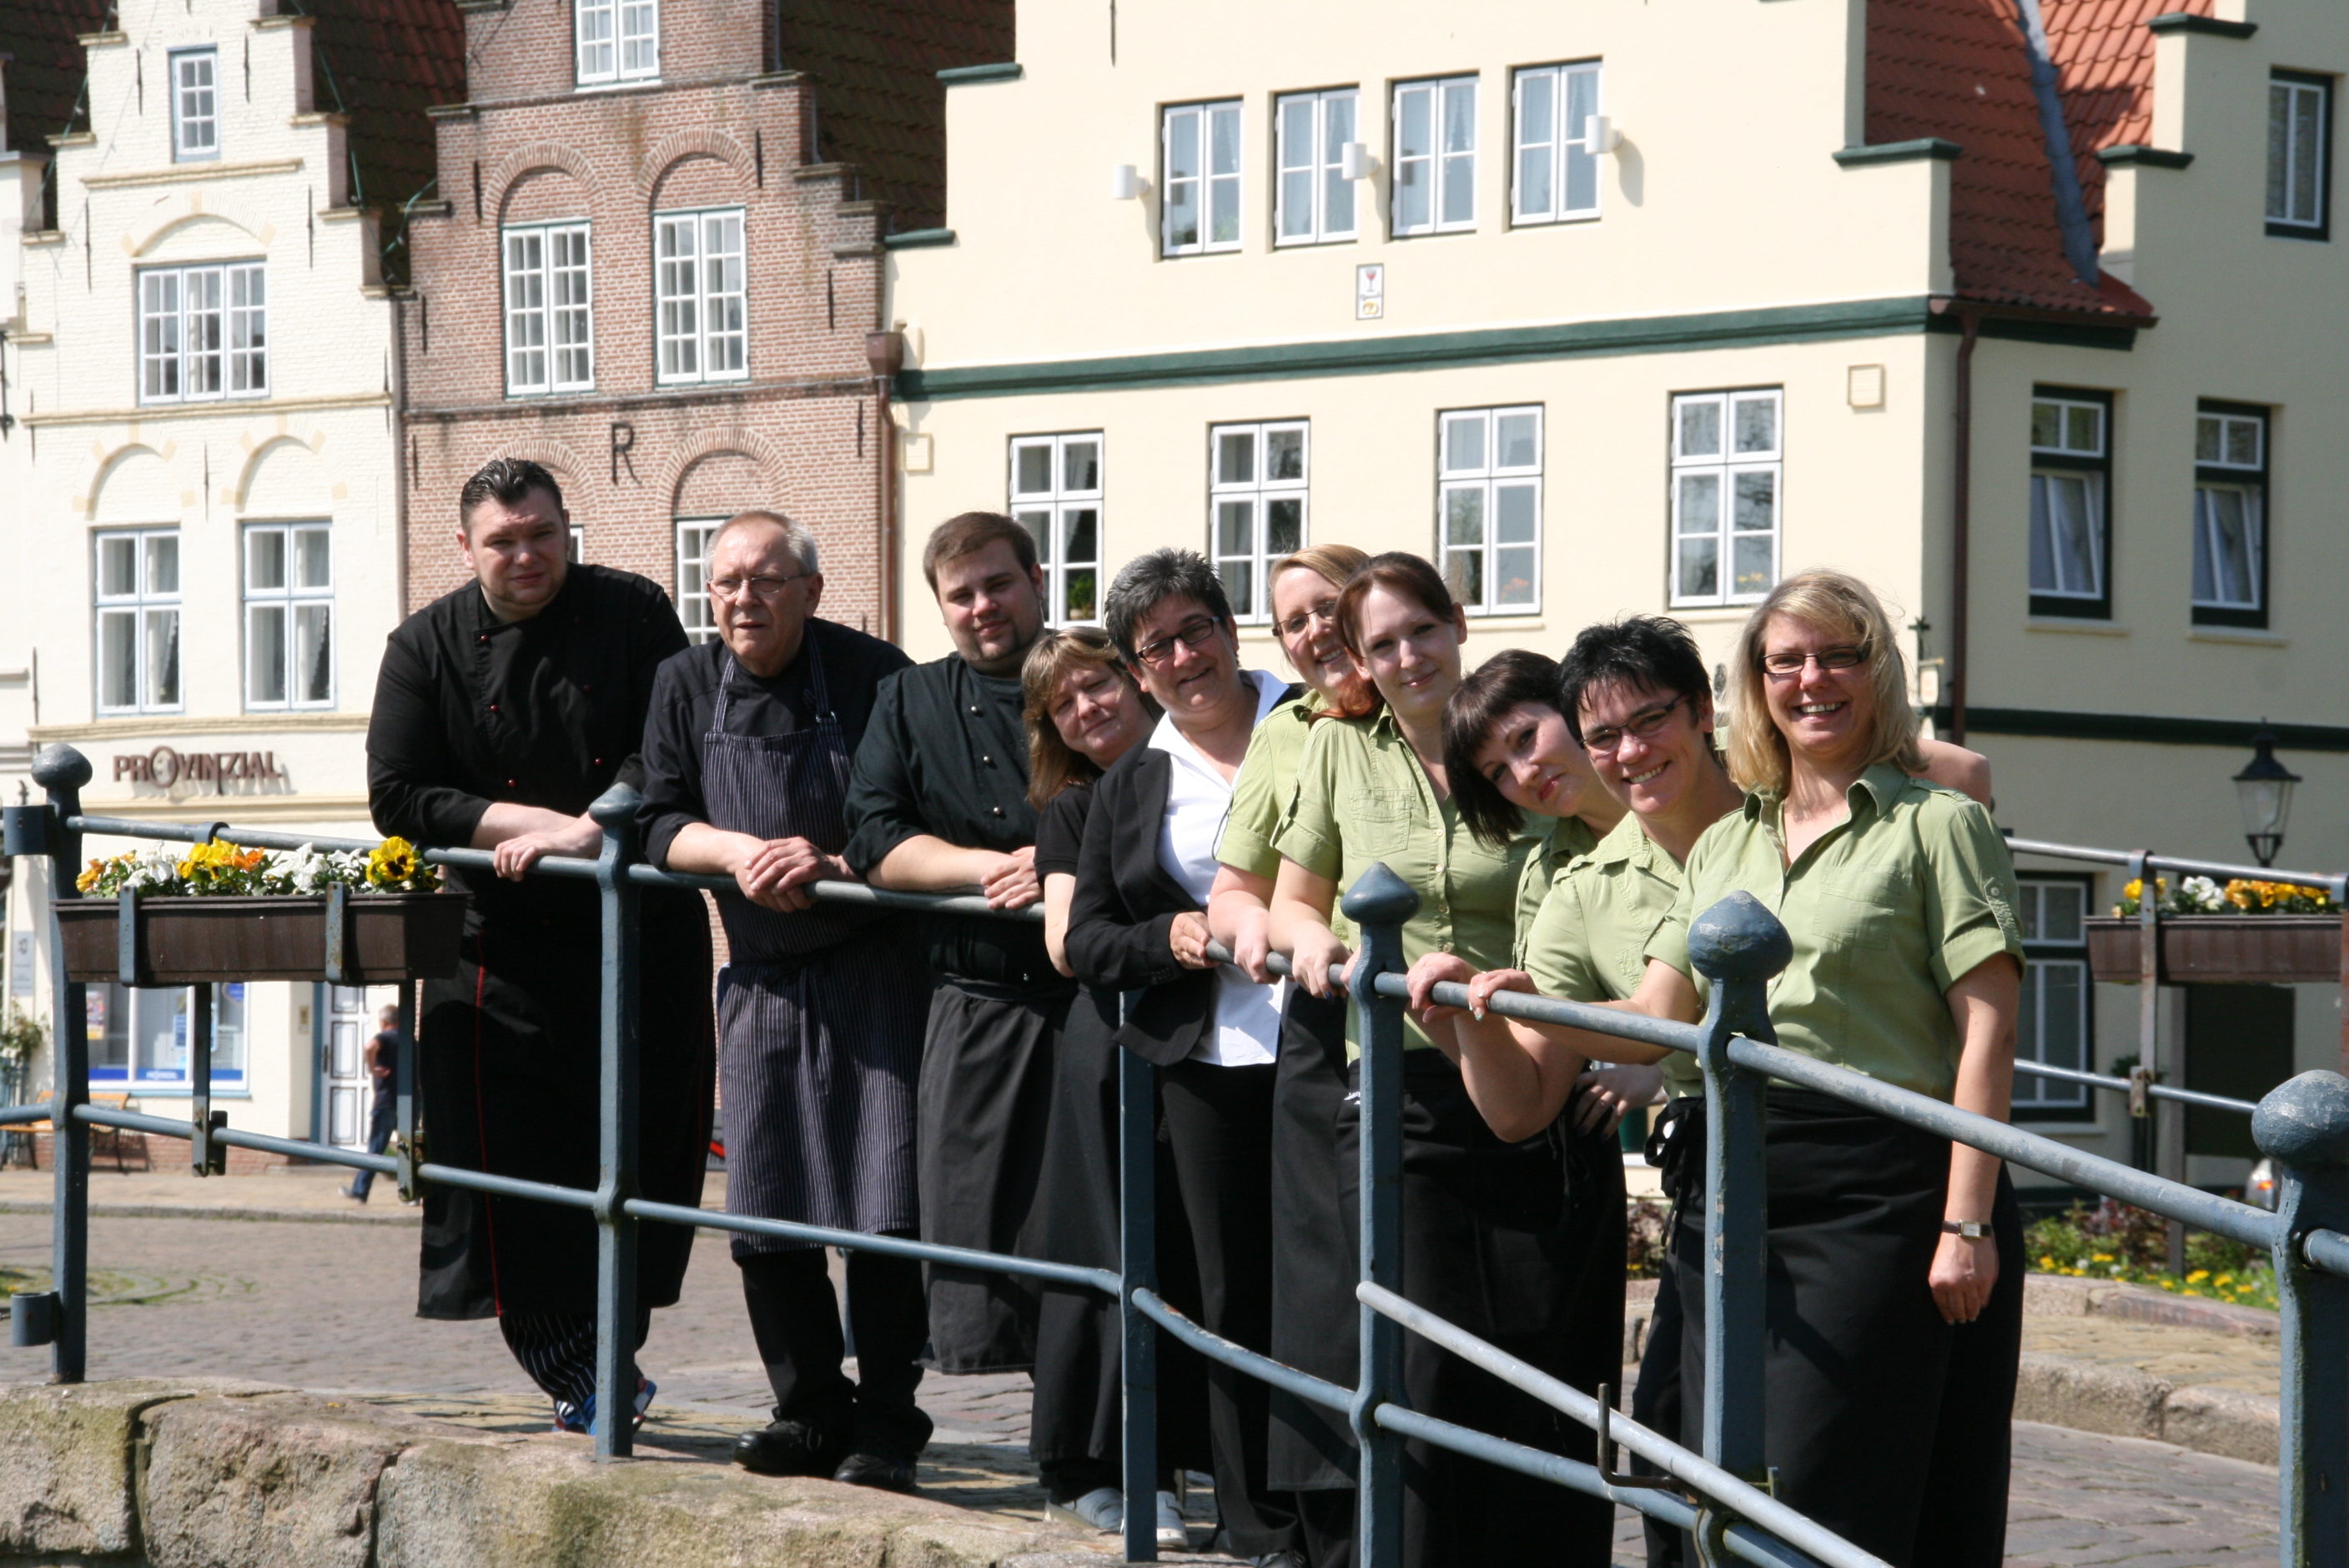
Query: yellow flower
[
  {"left": 2187, "top": 1269, "right": 2210, "bottom": 1283},
  {"left": 2215, "top": 1274, "right": 2234, "bottom": 1286},
  {"left": 2040, "top": 1255, "right": 2056, "bottom": 1270},
  {"left": 2090, "top": 1252, "right": 2114, "bottom": 1263},
  {"left": 366, "top": 837, "right": 423, "bottom": 889}
]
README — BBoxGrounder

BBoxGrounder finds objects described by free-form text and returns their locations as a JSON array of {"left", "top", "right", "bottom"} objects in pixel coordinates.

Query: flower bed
[{"left": 2027, "top": 1197, "right": 2278, "bottom": 1311}]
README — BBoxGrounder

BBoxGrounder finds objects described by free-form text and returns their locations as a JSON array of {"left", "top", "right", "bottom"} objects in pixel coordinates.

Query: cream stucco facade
[
  {"left": 889, "top": 0, "right": 2349, "bottom": 1188},
  {"left": 2, "top": 0, "right": 408, "bottom": 1153}
]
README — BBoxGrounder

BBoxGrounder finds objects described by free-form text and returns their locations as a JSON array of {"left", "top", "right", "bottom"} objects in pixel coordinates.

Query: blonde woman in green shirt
[{"left": 1267, "top": 553, "right": 1610, "bottom": 1568}]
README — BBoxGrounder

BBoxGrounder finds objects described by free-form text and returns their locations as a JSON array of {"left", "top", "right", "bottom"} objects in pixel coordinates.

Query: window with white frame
[
  {"left": 90, "top": 983, "right": 246, "bottom": 1090},
  {"left": 1393, "top": 75, "right": 1477, "bottom": 236},
  {"left": 2013, "top": 877, "right": 2091, "bottom": 1119},
  {"left": 1210, "top": 422, "right": 1308, "bottom": 621},
  {"left": 1009, "top": 433, "right": 1104, "bottom": 626},
  {"left": 244, "top": 523, "right": 333, "bottom": 710},
  {"left": 2029, "top": 388, "right": 2111, "bottom": 618},
  {"left": 1512, "top": 62, "right": 1602, "bottom": 224},
  {"left": 503, "top": 223, "right": 594, "bottom": 395},
  {"left": 677, "top": 518, "right": 721, "bottom": 643},
  {"left": 95, "top": 530, "right": 182, "bottom": 715},
  {"left": 2193, "top": 403, "right": 2269, "bottom": 626},
  {"left": 576, "top": 0, "right": 658, "bottom": 84},
  {"left": 1163, "top": 100, "right": 1242, "bottom": 256},
  {"left": 1437, "top": 406, "right": 1541, "bottom": 615},
  {"left": 138, "top": 262, "right": 266, "bottom": 404},
  {"left": 2267, "top": 71, "right": 2331, "bottom": 239},
  {"left": 655, "top": 209, "right": 747, "bottom": 384},
  {"left": 1669, "top": 389, "right": 1782, "bottom": 607},
  {"left": 1275, "top": 89, "right": 1358, "bottom": 245},
  {"left": 171, "top": 48, "right": 219, "bottom": 160}
]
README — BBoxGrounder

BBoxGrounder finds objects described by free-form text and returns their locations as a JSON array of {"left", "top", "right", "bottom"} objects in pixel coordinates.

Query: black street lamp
[{"left": 2233, "top": 722, "right": 2301, "bottom": 869}]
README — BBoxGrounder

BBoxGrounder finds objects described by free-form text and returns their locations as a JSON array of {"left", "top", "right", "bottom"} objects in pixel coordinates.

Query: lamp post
[{"left": 2234, "top": 722, "right": 2301, "bottom": 869}]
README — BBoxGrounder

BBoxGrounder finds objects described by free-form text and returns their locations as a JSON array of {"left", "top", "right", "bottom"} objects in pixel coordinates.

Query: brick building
[{"left": 398, "top": 0, "right": 1012, "bottom": 634}]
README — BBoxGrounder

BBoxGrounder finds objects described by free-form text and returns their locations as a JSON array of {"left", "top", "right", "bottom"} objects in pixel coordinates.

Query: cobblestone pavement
[{"left": 0, "top": 1208, "right": 2287, "bottom": 1565}]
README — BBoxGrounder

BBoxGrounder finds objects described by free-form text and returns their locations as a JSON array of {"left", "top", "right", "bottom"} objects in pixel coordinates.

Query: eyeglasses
[
  {"left": 1759, "top": 646, "right": 1867, "bottom": 678},
  {"left": 708, "top": 571, "right": 811, "bottom": 601},
  {"left": 1134, "top": 616, "right": 1223, "bottom": 667},
  {"left": 1276, "top": 597, "right": 1340, "bottom": 640},
  {"left": 1583, "top": 695, "right": 1688, "bottom": 756}
]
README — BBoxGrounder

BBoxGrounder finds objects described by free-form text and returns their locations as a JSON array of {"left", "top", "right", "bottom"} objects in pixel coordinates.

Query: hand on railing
[
  {"left": 977, "top": 847, "right": 1043, "bottom": 911},
  {"left": 1285, "top": 924, "right": 1356, "bottom": 1000},
  {"left": 1402, "top": 952, "right": 1476, "bottom": 1026},
  {"left": 487, "top": 811, "right": 603, "bottom": 881},
  {"left": 1167, "top": 911, "right": 1217, "bottom": 970},
  {"left": 737, "top": 837, "right": 853, "bottom": 913}
]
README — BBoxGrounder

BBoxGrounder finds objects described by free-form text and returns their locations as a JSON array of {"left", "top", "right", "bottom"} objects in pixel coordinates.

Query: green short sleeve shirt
[
  {"left": 1218, "top": 691, "right": 1323, "bottom": 882},
  {"left": 1522, "top": 812, "right": 1706, "bottom": 1098},
  {"left": 1512, "top": 816, "right": 1600, "bottom": 968},
  {"left": 1275, "top": 710, "right": 1531, "bottom": 1057},
  {"left": 1645, "top": 762, "right": 2025, "bottom": 1102}
]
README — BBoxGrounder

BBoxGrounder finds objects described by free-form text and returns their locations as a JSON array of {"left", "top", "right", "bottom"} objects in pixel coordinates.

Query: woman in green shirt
[{"left": 1268, "top": 554, "right": 1609, "bottom": 1568}]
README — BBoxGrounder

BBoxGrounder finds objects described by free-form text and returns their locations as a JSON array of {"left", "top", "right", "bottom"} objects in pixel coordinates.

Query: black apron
[
  {"left": 702, "top": 644, "right": 927, "bottom": 1256},
  {"left": 1265, "top": 987, "right": 1361, "bottom": 1491}
]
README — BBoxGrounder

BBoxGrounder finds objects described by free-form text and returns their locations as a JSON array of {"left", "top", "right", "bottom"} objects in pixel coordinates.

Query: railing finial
[
  {"left": 1687, "top": 889, "right": 1793, "bottom": 985},
  {"left": 2253, "top": 1070, "right": 2349, "bottom": 1170},
  {"left": 30, "top": 744, "right": 92, "bottom": 792},
  {"left": 1340, "top": 861, "right": 1422, "bottom": 928},
  {"left": 587, "top": 781, "right": 641, "bottom": 828}
]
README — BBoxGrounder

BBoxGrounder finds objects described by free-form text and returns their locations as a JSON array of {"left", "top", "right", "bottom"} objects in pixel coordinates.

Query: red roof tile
[
  {"left": 1867, "top": 0, "right": 2167, "bottom": 319},
  {"left": 1, "top": 0, "right": 112, "bottom": 198},
  {"left": 290, "top": 0, "right": 468, "bottom": 282}
]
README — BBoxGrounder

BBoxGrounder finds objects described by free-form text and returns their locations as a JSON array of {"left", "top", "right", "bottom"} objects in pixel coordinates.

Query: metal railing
[{"left": 5, "top": 741, "right": 2348, "bottom": 1568}]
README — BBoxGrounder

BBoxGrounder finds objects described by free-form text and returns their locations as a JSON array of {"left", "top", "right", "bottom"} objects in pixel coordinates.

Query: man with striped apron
[{"left": 640, "top": 512, "right": 932, "bottom": 1492}]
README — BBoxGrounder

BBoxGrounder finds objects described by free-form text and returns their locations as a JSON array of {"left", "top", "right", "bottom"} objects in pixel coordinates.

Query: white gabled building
[{"left": 0, "top": 0, "right": 460, "bottom": 1162}]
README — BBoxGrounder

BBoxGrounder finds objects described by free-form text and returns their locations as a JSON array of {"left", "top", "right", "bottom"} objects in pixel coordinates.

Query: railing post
[
  {"left": 394, "top": 978, "right": 421, "bottom": 1206},
  {"left": 1342, "top": 863, "right": 1421, "bottom": 1568},
  {"left": 2253, "top": 1071, "right": 2349, "bottom": 1568},
  {"left": 590, "top": 784, "right": 643, "bottom": 1460},
  {"left": 188, "top": 982, "right": 224, "bottom": 1177},
  {"left": 33, "top": 745, "right": 93, "bottom": 1381},
  {"left": 1684, "top": 892, "right": 1791, "bottom": 1503},
  {"left": 1118, "top": 1017, "right": 1159, "bottom": 1564},
  {"left": 2130, "top": 850, "right": 2188, "bottom": 1273}
]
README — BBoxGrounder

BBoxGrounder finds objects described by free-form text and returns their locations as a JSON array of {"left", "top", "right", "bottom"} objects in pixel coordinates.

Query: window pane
[
  {"left": 1064, "top": 439, "right": 1100, "bottom": 493},
  {"left": 1064, "top": 506, "right": 1099, "bottom": 566},
  {"left": 295, "top": 527, "right": 330, "bottom": 589},
  {"left": 1732, "top": 532, "right": 1774, "bottom": 599},
  {"left": 1223, "top": 561, "right": 1254, "bottom": 619},
  {"left": 1495, "top": 546, "right": 1537, "bottom": 607},
  {"left": 2065, "top": 404, "right": 2100, "bottom": 454},
  {"left": 294, "top": 603, "right": 332, "bottom": 703},
  {"left": 100, "top": 611, "right": 138, "bottom": 710},
  {"left": 1265, "top": 427, "right": 1305, "bottom": 481},
  {"left": 1677, "top": 536, "right": 1718, "bottom": 601},
  {"left": 1676, "top": 472, "right": 1719, "bottom": 535},
  {"left": 2042, "top": 884, "right": 2085, "bottom": 943},
  {"left": 2029, "top": 475, "right": 2058, "bottom": 592},
  {"left": 2293, "top": 88, "right": 2321, "bottom": 224},
  {"left": 1443, "top": 414, "right": 1485, "bottom": 475},
  {"left": 1517, "top": 71, "right": 1553, "bottom": 219},
  {"left": 1217, "top": 498, "right": 1255, "bottom": 556},
  {"left": 1733, "top": 396, "right": 1777, "bottom": 455},
  {"left": 1014, "top": 444, "right": 1053, "bottom": 495},
  {"left": 1677, "top": 398, "right": 1721, "bottom": 459},
  {"left": 2191, "top": 491, "right": 2217, "bottom": 604},
  {"left": 1494, "top": 482, "right": 1537, "bottom": 543},
  {"left": 2211, "top": 488, "right": 2257, "bottom": 606},
  {"left": 247, "top": 528, "right": 287, "bottom": 592},
  {"left": 1016, "top": 509, "right": 1054, "bottom": 564},
  {"left": 99, "top": 535, "right": 138, "bottom": 597},
  {"left": 1439, "top": 81, "right": 1476, "bottom": 227},
  {"left": 146, "top": 535, "right": 180, "bottom": 595},
  {"left": 2196, "top": 415, "right": 2222, "bottom": 464},
  {"left": 2269, "top": 84, "right": 2293, "bottom": 221},
  {"left": 1444, "top": 547, "right": 1482, "bottom": 609},
  {"left": 248, "top": 604, "right": 288, "bottom": 705},
  {"left": 1164, "top": 108, "right": 1200, "bottom": 249},
  {"left": 1323, "top": 94, "right": 1356, "bottom": 235},
  {"left": 1445, "top": 485, "right": 1485, "bottom": 547},
  {"left": 1495, "top": 412, "right": 1538, "bottom": 469},
  {"left": 1266, "top": 496, "right": 1304, "bottom": 555},
  {"left": 1395, "top": 86, "right": 1431, "bottom": 232},
  {"left": 1733, "top": 469, "right": 1776, "bottom": 533},
  {"left": 1208, "top": 105, "right": 1241, "bottom": 245},
  {"left": 1218, "top": 430, "right": 1255, "bottom": 485},
  {"left": 1279, "top": 98, "right": 1315, "bottom": 240},
  {"left": 2226, "top": 417, "right": 2261, "bottom": 468},
  {"left": 145, "top": 608, "right": 181, "bottom": 707}
]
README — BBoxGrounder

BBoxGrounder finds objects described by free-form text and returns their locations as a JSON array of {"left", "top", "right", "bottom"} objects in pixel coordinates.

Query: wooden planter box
[
  {"left": 2085, "top": 915, "right": 2342, "bottom": 986},
  {"left": 55, "top": 892, "right": 469, "bottom": 986}
]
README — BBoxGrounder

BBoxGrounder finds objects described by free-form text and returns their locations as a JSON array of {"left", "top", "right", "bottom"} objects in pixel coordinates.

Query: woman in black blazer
[{"left": 1067, "top": 549, "right": 1303, "bottom": 1568}]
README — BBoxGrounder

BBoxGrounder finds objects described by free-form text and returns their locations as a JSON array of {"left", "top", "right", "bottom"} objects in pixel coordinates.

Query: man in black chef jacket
[
  {"left": 367, "top": 457, "right": 715, "bottom": 1433},
  {"left": 843, "top": 511, "right": 1084, "bottom": 1468},
  {"left": 636, "top": 510, "right": 933, "bottom": 1492}
]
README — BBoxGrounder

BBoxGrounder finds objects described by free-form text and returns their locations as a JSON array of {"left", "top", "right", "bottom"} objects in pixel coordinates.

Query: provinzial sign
[{"left": 112, "top": 746, "right": 289, "bottom": 791}]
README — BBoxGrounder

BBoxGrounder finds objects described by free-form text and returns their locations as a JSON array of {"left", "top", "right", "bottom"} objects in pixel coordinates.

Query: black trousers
[
  {"left": 1673, "top": 1089, "right": 2025, "bottom": 1568},
  {"left": 738, "top": 1240, "right": 933, "bottom": 1459}
]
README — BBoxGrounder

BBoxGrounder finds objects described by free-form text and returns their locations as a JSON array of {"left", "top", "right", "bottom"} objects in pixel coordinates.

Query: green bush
[{"left": 2027, "top": 1198, "right": 2276, "bottom": 1311}]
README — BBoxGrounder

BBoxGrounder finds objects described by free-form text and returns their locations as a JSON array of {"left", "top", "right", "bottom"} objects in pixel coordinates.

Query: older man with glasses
[{"left": 637, "top": 510, "right": 933, "bottom": 1492}]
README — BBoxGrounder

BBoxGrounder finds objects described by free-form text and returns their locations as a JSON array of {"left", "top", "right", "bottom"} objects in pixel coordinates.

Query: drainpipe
[
  {"left": 2011, "top": 0, "right": 2102, "bottom": 284},
  {"left": 865, "top": 329, "right": 906, "bottom": 645},
  {"left": 1948, "top": 307, "right": 1979, "bottom": 746}
]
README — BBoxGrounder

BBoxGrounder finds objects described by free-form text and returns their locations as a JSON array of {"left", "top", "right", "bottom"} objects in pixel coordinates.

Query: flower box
[
  {"left": 2084, "top": 915, "right": 2343, "bottom": 986},
  {"left": 54, "top": 892, "right": 469, "bottom": 986}
]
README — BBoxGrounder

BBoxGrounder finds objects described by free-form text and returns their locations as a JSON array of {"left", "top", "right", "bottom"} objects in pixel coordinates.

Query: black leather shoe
[
  {"left": 831, "top": 1450, "right": 918, "bottom": 1493},
  {"left": 1251, "top": 1553, "right": 1308, "bottom": 1568},
  {"left": 732, "top": 1420, "right": 849, "bottom": 1477}
]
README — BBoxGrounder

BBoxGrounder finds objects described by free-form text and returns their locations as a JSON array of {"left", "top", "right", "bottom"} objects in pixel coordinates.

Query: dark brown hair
[
  {"left": 459, "top": 457, "right": 564, "bottom": 530},
  {"left": 1328, "top": 552, "right": 1461, "bottom": 719},
  {"left": 1021, "top": 627, "right": 1145, "bottom": 808},
  {"left": 922, "top": 511, "right": 1038, "bottom": 591},
  {"left": 1443, "top": 650, "right": 1567, "bottom": 848}
]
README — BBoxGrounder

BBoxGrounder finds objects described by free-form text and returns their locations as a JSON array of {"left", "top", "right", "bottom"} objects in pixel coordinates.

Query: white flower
[{"left": 2179, "top": 876, "right": 2226, "bottom": 913}]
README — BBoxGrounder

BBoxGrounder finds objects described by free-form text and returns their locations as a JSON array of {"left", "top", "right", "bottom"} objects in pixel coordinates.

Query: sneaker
[
  {"left": 551, "top": 1375, "right": 654, "bottom": 1435},
  {"left": 340, "top": 1184, "right": 367, "bottom": 1204},
  {"left": 1044, "top": 1485, "right": 1124, "bottom": 1534},
  {"left": 1156, "top": 1489, "right": 1190, "bottom": 1551}
]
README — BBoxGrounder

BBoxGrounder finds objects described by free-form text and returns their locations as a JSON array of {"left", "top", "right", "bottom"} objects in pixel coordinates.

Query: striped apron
[{"left": 702, "top": 641, "right": 927, "bottom": 1257}]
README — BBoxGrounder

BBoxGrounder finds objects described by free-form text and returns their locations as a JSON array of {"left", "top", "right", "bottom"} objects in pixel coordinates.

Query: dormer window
[
  {"left": 576, "top": 0, "right": 659, "bottom": 86},
  {"left": 171, "top": 48, "right": 219, "bottom": 160}
]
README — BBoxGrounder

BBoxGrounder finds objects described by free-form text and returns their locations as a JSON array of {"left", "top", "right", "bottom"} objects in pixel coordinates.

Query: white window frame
[
  {"left": 1009, "top": 433, "right": 1104, "bottom": 627},
  {"left": 503, "top": 222, "right": 595, "bottom": 395},
  {"left": 677, "top": 517, "right": 722, "bottom": 644},
  {"left": 2028, "top": 392, "right": 2110, "bottom": 609},
  {"left": 2267, "top": 72, "right": 2330, "bottom": 235},
  {"left": 1512, "top": 62, "right": 1603, "bottom": 225},
  {"left": 138, "top": 262, "right": 266, "bottom": 405},
  {"left": 2014, "top": 878, "right": 2092, "bottom": 1118},
  {"left": 243, "top": 522, "right": 334, "bottom": 711},
  {"left": 576, "top": 0, "right": 658, "bottom": 86},
  {"left": 1392, "top": 75, "right": 1478, "bottom": 238},
  {"left": 1668, "top": 389, "right": 1783, "bottom": 608},
  {"left": 1209, "top": 421, "right": 1310, "bottom": 623},
  {"left": 171, "top": 48, "right": 219, "bottom": 161},
  {"left": 1161, "top": 100, "right": 1243, "bottom": 257},
  {"left": 94, "top": 529, "right": 183, "bottom": 716},
  {"left": 2192, "top": 406, "right": 2267, "bottom": 618},
  {"left": 655, "top": 208, "right": 747, "bottom": 384},
  {"left": 1275, "top": 89, "right": 1359, "bottom": 246},
  {"left": 1436, "top": 405, "right": 1542, "bottom": 616}
]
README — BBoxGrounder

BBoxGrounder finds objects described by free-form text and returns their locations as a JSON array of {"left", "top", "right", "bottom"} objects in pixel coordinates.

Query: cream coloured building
[
  {"left": 888, "top": 0, "right": 2349, "bottom": 1189},
  {"left": 0, "top": 0, "right": 460, "bottom": 1157}
]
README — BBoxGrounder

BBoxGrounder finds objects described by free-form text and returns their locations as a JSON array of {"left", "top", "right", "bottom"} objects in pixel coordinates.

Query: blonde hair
[
  {"left": 1021, "top": 627, "right": 1143, "bottom": 808},
  {"left": 1269, "top": 544, "right": 1376, "bottom": 716},
  {"left": 1726, "top": 569, "right": 1924, "bottom": 796}
]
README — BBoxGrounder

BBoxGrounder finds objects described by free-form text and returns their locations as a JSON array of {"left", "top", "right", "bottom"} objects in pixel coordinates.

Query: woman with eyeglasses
[
  {"left": 1266, "top": 553, "right": 1603, "bottom": 1568},
  {"left": 1019, "top": 627, "right": 1205, "bottom": 1549},
  {"left": 1456, "top": 575, "right": 2025, "bottom": 1568}
]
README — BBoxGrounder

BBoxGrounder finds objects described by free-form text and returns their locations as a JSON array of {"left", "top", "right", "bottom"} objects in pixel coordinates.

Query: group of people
[{"left": 366, "top": 455, "right": 2030, "bottom": 1568}]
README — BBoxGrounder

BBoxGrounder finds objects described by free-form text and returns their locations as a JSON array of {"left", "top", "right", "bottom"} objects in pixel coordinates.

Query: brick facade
[{"left": 398, "top": 0, "right": 1009, "bottom": 628}]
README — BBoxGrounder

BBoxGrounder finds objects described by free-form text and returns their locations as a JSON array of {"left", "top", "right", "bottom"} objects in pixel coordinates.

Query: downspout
[
  {"left": 866, "top": 329, "right": 906, "bottom": 645},
  {"left": 1948, "top": 308, "right": 1979, "bottom": 746},
  {"left": 2011, "top": 0, "right": 2102, "bottom": 284}
]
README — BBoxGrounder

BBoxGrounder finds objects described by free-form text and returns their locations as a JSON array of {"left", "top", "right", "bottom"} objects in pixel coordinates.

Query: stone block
[
  {"left": 2162, "top": 1385, "right": 2281, "bottom": 1466},
  {"left": 0, "top": 1375, "right": 275, "bottom": 1556},
  {"left": 2013, "top": 1351, "right": 2170, "bottom": 1440},
  {"left": 2094, "top": 1284, "right": 2280, "bottom": 1338},
  {"left": 2021, "top": 1273, "right": 2101, "bottom": 1316}
]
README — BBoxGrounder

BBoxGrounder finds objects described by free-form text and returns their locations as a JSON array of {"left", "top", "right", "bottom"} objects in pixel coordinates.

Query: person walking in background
[
  {"left": 366, "top": 457, "right": 715, "bottom": 1435},
  {"left": 341, "top": 1003, "right": 406, "bottom": 1205},
  {"left": 637, "top": 510, "right": 932, "bottom": 1493}
]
